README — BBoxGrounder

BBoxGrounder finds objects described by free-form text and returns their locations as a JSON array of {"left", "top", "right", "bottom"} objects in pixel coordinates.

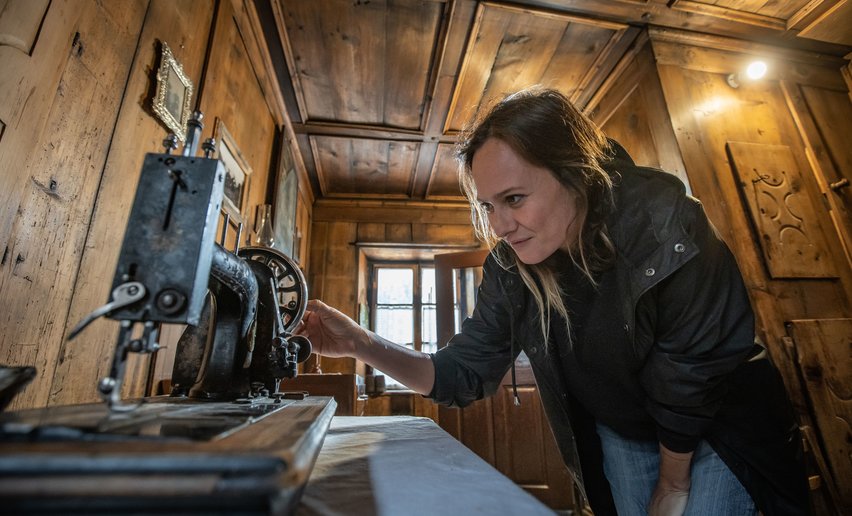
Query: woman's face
[{"left": 471, "top": 137, "right": 581, "bottom": 265}]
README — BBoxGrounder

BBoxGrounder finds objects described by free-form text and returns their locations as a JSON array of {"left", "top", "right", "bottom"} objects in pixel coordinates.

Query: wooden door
[
  {"left": 788, "top": 318, "right": 852, "bottom": 514},
  {"left": 435, "top": 250, "right": 575, "bottom": 510}
]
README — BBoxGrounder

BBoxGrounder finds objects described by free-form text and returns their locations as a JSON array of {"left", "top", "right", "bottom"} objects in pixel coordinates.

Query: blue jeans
[{"left": 596, "top": 423, "right": 757, "bottom": 515}]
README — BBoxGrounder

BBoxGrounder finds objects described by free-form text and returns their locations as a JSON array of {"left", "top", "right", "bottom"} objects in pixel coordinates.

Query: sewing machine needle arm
[{"left": 66, "top": 282, "right": 146, "bottom": 340}]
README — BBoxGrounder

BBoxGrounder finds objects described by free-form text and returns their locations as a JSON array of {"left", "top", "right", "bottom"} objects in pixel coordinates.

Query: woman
[{"left": 298, "top": 88, "right": 807, "bottom": 515}]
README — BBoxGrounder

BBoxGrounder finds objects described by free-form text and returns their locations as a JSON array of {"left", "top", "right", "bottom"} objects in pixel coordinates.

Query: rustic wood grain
[
  {"left": 313, "top": 199, "right": 470, "bottom": 225},
  {"left": 278, "top": 0, "right": 443, "bottom": 129},
  {"left": 0, "top": 397, "right": 336, "bottom": 505},
  {"left": 0, "top": 0, "right": 148, "bottom": 410},
  {"left": 788, "top": 318, "right": 852, "bottom": 512},
  {"left": 447, "top": 2, "right": 630, "bottom": 132},
  {"left": 788, "top": 82, "right": 852, "bottom": 273},
  {"left": 313, "top": 136, "right": 419, "bottom": 198}
]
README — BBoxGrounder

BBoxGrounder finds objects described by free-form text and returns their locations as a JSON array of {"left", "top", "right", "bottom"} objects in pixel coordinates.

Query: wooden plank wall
[
  {"left": 0, "top": 0, "right": 292, "bottom": 409},
  {"left": 0, "top": 0, "right": 153, "bottom": 409}
]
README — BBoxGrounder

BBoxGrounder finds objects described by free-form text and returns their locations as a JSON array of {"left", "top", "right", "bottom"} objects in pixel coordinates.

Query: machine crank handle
[{"left": 67, "top": 282, "right": 146, "bottom": 341}]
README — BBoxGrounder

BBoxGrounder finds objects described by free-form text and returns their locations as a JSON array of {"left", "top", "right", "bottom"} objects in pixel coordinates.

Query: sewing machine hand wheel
[
  {"left": 287, "top": 334, "right": 313, "bottom": 363},
  {"left": 238, "top": 246, "right": 308, "bottom": 333}
]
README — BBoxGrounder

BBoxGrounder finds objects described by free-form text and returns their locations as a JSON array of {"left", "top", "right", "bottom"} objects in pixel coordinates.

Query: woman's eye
[
  {"left": 506, "top": 194, "right": 524, "bottom": 205},
  {"left": 480, "top": 202, "right": 494, "bottom": 214}
]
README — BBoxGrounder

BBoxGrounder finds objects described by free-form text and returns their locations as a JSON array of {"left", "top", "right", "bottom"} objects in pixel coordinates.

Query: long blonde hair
[{"left": 457, "top": 87, "right": 615, "bottom": 347}]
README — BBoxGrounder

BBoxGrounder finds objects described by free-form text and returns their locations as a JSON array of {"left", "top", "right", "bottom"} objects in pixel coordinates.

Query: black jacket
[{"left": 430, "top": 142, "right": 807, "bottom": 515}]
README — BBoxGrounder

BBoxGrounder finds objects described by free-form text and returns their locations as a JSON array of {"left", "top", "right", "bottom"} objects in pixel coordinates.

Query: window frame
[{"left": 368, "top": 260, "right": 436, "bottom": 354}]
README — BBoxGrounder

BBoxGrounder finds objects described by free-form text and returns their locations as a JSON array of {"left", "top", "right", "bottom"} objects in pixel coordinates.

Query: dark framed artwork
[
  {"left": 273, "top": 135, "right": 298, "bottom": 258},
  {"left": 151, "top": 42, "right": 193, "bottom": 142},
  {"left": 215, "top": 118, "right": 252, "bottom": 223}
]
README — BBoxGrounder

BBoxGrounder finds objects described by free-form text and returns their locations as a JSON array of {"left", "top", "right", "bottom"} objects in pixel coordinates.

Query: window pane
[
  {"left": 377, "top": 268, "right": 413, "bottom": 304},
  {"left": 421, "top": 305, "right": 436, "bottom": 346},
  {"left": 375, "top": 306, "right": 413, "bottom": 344},
  {"left": 421, "top": 267, "right": 435, "bottom": 303},
  {"left": 452, "top": 271, "right": 460, "bottom": 333}
]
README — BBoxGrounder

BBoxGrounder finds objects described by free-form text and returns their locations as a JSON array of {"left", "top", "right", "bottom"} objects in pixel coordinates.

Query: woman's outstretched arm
[{"left": 297, "top": 299, "right": 436, "bottom": 395}]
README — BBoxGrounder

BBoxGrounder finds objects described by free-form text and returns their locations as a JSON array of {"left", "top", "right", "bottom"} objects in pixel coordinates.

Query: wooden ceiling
[{"left": 256, "top": 0, "right": 851, "bottom": 205}]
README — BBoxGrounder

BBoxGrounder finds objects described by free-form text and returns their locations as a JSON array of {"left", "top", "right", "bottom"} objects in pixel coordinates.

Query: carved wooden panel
[
  {"left": 446, "top": 2, "right": 630, "bottom": 133},
  {"left": 727, "top": 141, "right": 838, "bottom": 278},
  {"left": 278, "top": 0, "right": 444, "bottom": 129},
  {"left": 312, "top": 135, "right": 419, "bottom": 198},
  {"left": 788, "top": 318, "right": 852, "bottom": 511}
]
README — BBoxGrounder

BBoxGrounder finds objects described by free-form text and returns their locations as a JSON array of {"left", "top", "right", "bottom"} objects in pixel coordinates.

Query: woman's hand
[
  {"left": 296, "top": 299, "right": 436, "bottom": 395},
  {"left": 296, "top": 299, "right": 369, "bottom": 358},
  {"left": 648, "top": 482, "right": 689, "bottom": 516},
  {"left": 648, "top": 445, "right": 692, "bottom": 516}
]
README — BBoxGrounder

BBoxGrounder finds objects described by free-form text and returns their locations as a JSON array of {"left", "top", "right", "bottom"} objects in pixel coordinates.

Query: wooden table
[{"left": 297, "top": 416, "right": 555, "bottom": 515}]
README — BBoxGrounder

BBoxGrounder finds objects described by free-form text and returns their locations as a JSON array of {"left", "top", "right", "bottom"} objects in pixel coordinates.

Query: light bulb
[{"left": 746, "top": 61, "right": 767, "bottom": 80}]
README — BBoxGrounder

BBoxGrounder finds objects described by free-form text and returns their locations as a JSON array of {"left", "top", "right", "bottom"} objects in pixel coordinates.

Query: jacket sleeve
[
  {"left": 639, "top": 200, "right": 756, "bottom": 452},
  {"left": 429, "top": 254, "right": 515, "bottom": 408}
]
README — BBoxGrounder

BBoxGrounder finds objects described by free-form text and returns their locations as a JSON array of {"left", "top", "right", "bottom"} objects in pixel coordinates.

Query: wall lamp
[{"left": 727, "top": 60, "right": 768, "bottom": 88}]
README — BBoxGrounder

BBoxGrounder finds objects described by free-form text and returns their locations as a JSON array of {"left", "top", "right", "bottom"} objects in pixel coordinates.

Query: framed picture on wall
[
  {"left": 151, "top": 41, "right": 193, "bottom": 142},
  {"left": 215, "top": 118, "right": 252, "bottom": 223},
  {"left": 273, "top": 134, "right": 298, "bottom": 258}
]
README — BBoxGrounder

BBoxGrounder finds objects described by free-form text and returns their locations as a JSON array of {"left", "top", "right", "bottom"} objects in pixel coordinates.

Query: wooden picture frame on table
[
  {"left": 151, "top": 42, "right": 193, "bottom": 142},
  {"left": 273, "top": 134, "right": 298, "bottom": 260}
]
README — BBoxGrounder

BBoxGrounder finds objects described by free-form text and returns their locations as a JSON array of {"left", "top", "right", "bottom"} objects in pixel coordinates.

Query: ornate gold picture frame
[{"left": 152, "top": 42, "right": 193, "bottom": 142}]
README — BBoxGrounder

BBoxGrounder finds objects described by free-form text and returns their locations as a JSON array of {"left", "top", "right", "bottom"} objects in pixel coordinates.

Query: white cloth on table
[{"left": 297, "top": 416, "right": 555, "bottom": 515}]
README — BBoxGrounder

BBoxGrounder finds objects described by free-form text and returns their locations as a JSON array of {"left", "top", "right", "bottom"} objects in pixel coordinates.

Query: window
[{"left": 370, "top": 262, "right": 437, "bottom": 388}]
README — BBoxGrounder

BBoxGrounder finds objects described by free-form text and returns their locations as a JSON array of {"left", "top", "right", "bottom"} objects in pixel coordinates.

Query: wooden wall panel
[
  {"left": 0, "top": 0, "right": 148, "bottom": 409},
  {"left": 47, "top": 0, "right": 214, "bottom": 407},
  {"left": 198, "top": 0, "right": 277, "bottom": 232},
  {"left": 590, "top": 41, "right": 690, "bottom": 190},
  {"left": 789, "top": 318, "right": 852, "bottom": 513},
  {"left": 793, "top": 85, "right": 852, "bottom": 270}
]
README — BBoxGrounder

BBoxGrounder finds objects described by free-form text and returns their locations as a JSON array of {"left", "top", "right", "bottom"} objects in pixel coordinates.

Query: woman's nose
[{"left": 489, "top": 208, "right": 515, "bottom": 238}]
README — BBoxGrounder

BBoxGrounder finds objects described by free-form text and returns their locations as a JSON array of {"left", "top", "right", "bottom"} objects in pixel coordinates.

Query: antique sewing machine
[{"left": 0, "top": 112, "right": 335, "bottom": 514}]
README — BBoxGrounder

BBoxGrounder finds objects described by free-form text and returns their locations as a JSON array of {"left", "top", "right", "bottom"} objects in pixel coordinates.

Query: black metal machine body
[
  {"left": 0, "top": 113, "right": 333, "bottom": 514},
  {"left": 62, "top": 112, "right": 312, "bottom": 409}
]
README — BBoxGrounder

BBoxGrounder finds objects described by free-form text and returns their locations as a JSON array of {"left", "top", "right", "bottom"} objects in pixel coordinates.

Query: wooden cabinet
[{"left": 278, "top": 373, "right": 363, "bottom": 416}]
